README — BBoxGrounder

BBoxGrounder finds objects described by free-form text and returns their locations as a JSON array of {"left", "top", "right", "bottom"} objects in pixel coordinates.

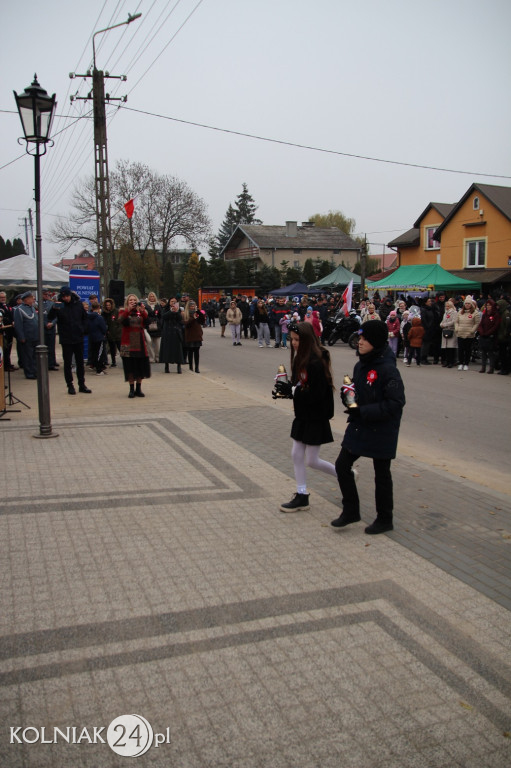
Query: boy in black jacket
[{"left": 331, "top": 320, "right": 405, "bottom": 534}]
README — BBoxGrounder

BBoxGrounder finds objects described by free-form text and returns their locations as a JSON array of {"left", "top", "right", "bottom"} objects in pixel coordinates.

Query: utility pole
[
  {"left": 359, "top": 234, "right": 367, "bottom": 300},
  {"left": 28, "top": 208, "right": 36, "bottom": 260},
  {"left": 70, "top": 12, "right": 141, "bottom": 295},
  {"left": 18, "top": 215, "right": 31, "bottom": 256}
]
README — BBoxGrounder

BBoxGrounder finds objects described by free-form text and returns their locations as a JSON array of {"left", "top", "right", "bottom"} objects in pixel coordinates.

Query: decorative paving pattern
[{"left": 1, "top": 409, "right": 510, "bottom": 767}]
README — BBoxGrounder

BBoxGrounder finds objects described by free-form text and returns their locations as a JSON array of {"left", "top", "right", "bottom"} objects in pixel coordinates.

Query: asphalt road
[{"left": 202, "top": 326, "right": 511, "bottom": 495}]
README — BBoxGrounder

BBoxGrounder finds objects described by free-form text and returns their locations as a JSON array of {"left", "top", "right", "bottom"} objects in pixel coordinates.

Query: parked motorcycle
[{"left": 327, "top": 309, "right": 361, "bottom": 346}]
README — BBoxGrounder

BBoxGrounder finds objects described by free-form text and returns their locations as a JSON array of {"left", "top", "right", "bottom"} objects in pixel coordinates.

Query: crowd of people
[
  {"left": 0, "top": 287, "right": 205, "bottom": 398},
  {"left": 201, "top": 290, "right": 511, "bottom": 375}
]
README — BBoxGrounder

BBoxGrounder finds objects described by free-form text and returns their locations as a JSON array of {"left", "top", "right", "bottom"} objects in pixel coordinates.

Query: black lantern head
[{"left": 14, "top": 74, "right": 57, "bottom": 144}]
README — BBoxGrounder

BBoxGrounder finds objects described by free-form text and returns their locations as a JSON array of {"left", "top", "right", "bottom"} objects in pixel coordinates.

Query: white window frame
[
  {"left": 425, "top": 225, "right": 440, "bottom": 250},
  {"left": 473, "top": 196, "right": 480, "bottom": 211},
  {"left": 465, "top": 237, "right": 487, "bottom": 268}
]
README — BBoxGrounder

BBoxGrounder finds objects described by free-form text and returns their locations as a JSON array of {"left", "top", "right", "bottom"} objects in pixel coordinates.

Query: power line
[
  {"left": 118, "top": 105, "right": 511, "bottom": 181},
  {"left": 125, "top": 0, "right": 206, "bottom": 97}
]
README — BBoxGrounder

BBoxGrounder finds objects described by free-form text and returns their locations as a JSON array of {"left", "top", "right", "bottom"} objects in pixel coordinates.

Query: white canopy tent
[{"left": 0, "top": 254, "right": 69, "bottom": 290}]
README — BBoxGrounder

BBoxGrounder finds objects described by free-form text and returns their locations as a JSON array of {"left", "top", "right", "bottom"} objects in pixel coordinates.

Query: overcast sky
[{"left": 1, "top": 0, "right": 510, "bottom": 263}]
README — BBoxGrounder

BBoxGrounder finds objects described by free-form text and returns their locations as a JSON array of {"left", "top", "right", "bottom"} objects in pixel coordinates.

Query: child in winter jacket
[
  {"left": 279, "top": 313, "right": 290, "bottom": 348},
  {"left": 406, "top": 316, "right": 425, "bottom": 366}
]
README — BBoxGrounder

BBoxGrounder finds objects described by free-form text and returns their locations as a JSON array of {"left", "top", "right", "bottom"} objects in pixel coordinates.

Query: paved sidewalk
[{"left": 1, "top": 364, "right": 510, "bottom": 767}]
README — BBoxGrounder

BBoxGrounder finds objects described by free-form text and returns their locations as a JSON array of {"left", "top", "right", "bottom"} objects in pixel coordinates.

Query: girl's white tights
[{"left": 291, "top": 439, "right": 337, "bottom": 494}]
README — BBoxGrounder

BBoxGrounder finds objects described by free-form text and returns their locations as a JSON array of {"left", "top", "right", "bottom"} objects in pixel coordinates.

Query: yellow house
[
  {"left": 389, "top": 184, "right": 511, "bottom": 293},
  {"left": 387, "top": 203, "right": 455, "bottom": 266}
]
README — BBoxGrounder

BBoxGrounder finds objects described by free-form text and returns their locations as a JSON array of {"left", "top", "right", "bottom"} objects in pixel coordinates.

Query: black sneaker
[
  {"left": 279, "top": 493, "right": 310, "bottom": 512},
  {"left": 67, "top": 384, "right": 76, "bottom": 395},
  {"left": 331, "top": 512, "right": 361, "bottom": 528},
  {"left": 364, "top": 520, "right": 394, "bottom": 535},
  {"left": 78, "top": 385, "right": 92, "bottom": 393}
]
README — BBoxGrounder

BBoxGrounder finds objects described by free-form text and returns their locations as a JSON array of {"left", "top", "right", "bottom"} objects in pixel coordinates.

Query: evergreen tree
[
  {"left": 235, "top": 183, "right": 262, "bottom": 225},
  {"left": 207, "top": 256, "right": 230, "bottom": 286},
  {"left": 217, "top": 204, "right": 238, "bottom": 253},
  {"left": 317, "top": 260, "right": 334, "bottom": 279},
  {"left": 2, "top": 239, "right": 13, "bottom": 260},
  {"left": 0, "top": 236, "right": 6, "bottom": 261},
  {"left": 181, "top": 252, "right": 202, "bottom": 300},
  {"left": 257, "top": 265, "right": 281, "bottom": 293},
  {"left": 302, "top": 258, "right": 316, "bottom": 285},
  {"left": 199, "top": 256, "right": 210, "bottom": 285},
  {"left": 232, "top": 259, "right": 249, "bottom": 286},
  {"left": 216, "top": 183, "right": 262, "bottom": 253},
  {"left": 12, "top": 238, "right": 26, "bottom": 256},
  {"left": 286, "top": 267, "right": 303, "bottom": 284},
  {"left": 207, "top": 236, "right": 220, "bottom": 260}
]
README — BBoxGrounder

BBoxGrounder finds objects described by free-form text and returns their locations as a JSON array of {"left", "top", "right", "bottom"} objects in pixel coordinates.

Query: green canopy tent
[
  {"left": 308, "top": 265, "right": 361, "bottom": 289},
  {"left": 367, "top": 264, "right": 481, "bottom": 292}
]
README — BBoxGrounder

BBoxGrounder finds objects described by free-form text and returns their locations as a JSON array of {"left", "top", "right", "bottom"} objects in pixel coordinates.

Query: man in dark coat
[
  {"left": 48, "top": 287, "right": 91, "bottom": 395},
  {"left": 331, "top": 320, "right": 405, "bottom": 534}
]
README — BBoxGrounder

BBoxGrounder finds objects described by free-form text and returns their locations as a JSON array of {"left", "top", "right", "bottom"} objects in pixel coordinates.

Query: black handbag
[{"left": 442, "top": 329, "right": 454, "bottom": 338}]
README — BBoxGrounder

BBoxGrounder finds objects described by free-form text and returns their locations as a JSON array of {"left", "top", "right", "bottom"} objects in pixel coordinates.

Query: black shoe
[
  {"left": 331, "top": 512, "right": 361, "bottom": 528},
  {"left": 279, "top": 493, "right": 309, "bottom": 512},
  {"left": 177, "top": 365, "right": 182, "bottom": 374},
  {"left": 110, "top": 362, "right": 117, "bottom": 368},
  {"left": 195, "top": 368, "right": 200, "bottom": 373},
  {"left": 135, "top": 386, "right": 145, "bottom": 397},
  {"left": 364, "top": 520, "right": 394, "bottom": 535},
  {"left": 129, "top": 390, "right": 136, "bottom": 398},
  {"left": 165, "top": 364, "right": 170, "bottom": 373},
  {"left": 78, "top": 385, "right": 92, "bottom": 393},
  {"left": 68, "top": 384, "right": 76, "bottom": 395}
]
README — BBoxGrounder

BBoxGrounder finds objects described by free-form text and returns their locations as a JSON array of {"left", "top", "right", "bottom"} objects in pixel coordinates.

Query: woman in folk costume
[{"left": 119, "top": 294, "right": 151, "bottom": 398}]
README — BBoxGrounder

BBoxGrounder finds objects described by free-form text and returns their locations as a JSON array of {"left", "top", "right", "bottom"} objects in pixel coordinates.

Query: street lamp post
[{"left": 14, "top": 75, "right": 58, "bottom": 439}]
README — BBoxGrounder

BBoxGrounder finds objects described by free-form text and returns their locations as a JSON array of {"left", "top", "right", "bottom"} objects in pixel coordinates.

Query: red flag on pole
[
  {"left": 341, "top": 279, "right": 353, "bottom": 317},
  {"left": 124, "top": 199, "right": 135, "bottom": 219}
]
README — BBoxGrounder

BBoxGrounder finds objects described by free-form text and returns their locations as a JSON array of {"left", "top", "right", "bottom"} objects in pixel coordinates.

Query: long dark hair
[{"left": 290, "top": 321, "right": 334, "bottom": 388}]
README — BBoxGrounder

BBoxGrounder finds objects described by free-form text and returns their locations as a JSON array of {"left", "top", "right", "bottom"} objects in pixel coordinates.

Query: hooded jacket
[
  {"left": 342, "top": 344, "right": 405, "bottom": 460},
  {"left": 48, "top": 292, "right": 88, "bottom": 344},
  {"left": 407, "top": 317, "right": 425, "bottom": 348}
]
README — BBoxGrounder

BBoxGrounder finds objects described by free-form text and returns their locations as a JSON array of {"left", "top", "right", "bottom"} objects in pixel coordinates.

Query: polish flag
[
  {"left": 342, "top": 279, "right": 353, "bottom": 316},
  {"left": 124, "top": 199, "right": 135, "bottom": 219}
]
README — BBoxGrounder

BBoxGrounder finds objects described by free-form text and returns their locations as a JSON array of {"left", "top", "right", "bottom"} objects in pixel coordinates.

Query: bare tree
[{"left": 51, "top": 160, "right": 212, "bottom": 279}]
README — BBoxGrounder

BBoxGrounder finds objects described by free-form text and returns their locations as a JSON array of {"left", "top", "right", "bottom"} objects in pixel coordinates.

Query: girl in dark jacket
[
  {"left": 276, "top": 321, "right": 337, "bottom": 512},
  {"left": 477, "top": 298, "right": 501, "bottom": 374},
  {"left": 332, "top": 320, "right": 405, "bottom": 534},
  {"left": 183, "top": 300, "right": 204, "bottom": 373}
]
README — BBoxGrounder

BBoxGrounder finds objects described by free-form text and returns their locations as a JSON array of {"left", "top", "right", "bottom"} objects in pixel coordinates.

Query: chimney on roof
[
  {"left": 285, "top": 221, "right": 298, "bottom": 237},
  {"left": 301, "top": 221, "right": 315, "bottom": 228}
]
